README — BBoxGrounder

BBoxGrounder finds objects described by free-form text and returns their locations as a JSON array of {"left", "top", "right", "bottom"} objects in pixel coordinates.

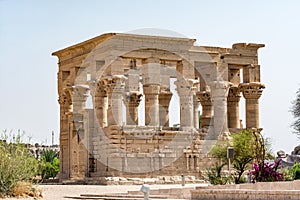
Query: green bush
[
  {"left": 204, "top": 162, "right": 232, "bottom": 185},
  {"left": 39, "top": 149, "right": 59, "bottom": 179},
  {"left": 0, "top": 140, "right": 39, "bottom": 196},
  {"left": 289, "top": 162, "right": 300, "bottom": 180}
]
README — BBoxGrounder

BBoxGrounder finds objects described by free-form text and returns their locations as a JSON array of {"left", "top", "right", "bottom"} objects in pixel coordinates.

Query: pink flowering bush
[{"left": 251, "top": 159, "right": 284, "bottom": 182}]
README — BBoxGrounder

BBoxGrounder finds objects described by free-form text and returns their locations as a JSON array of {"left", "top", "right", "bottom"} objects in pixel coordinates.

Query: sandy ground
[{"left": 3, "top": 184, "right": 206, "bottom": 200}]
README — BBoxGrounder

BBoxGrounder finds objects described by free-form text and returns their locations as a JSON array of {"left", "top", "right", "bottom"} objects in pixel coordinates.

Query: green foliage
[
  {"left": 289, "top": 162, "right": 300, "bottom": 180},
  {"left": 39, "top": 149, "right": 59, "bottom": 179},
  {"left": 0, "top": 130, "right": 39, "bottom": 196},
  {"left": 209, "top": 129, "right": 273, "bottom": 184},
  {"left": 204, "top": 162, "right": 232, "bottom": 185}
]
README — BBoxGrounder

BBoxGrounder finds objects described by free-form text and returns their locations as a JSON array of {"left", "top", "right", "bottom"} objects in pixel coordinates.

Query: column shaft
[
  {"left": 209, "top": 81, "right": 231, "bottom": 136},
  {"left": 143, "top": 85, "right": 160, "bottom": 126},
  {"left": 159, "top": 92, "right": 172, "bottom": 127},
  {"left": 239, "top": 83, "right": 265, "bottom": 129},
  {"left": 197, "top": 91, "right": 212, "bottom": 128},
  {"left": 227, "top": 87, "right": 241, "bottom": 128}
]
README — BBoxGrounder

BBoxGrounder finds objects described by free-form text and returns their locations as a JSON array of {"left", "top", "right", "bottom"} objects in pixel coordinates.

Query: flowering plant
[{"left": 251, "top": 159, "right": 284, "bottom": 182}]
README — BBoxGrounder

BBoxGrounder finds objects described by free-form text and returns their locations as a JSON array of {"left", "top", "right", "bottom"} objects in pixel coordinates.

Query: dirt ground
[{"left": 3, "top": 184, "right": 205, "bottom": 200}]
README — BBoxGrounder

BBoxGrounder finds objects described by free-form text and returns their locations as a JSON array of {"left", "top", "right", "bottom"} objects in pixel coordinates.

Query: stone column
[
  {"left": 239, "top": 83, "right": 265, "bottom": 128},
  {"left": 197, "top": 91, "right": 212, "bottom": 129},
  {"left": 159, "top": 92, "right": 172, "bottom": 127},
  {"left": 192, "top": 80, "right": 200, "bottom": 129},
  {"left": 70, "top": 85, "right": 89, "bottom": 178},
  {"left": 58, "top": 88, "right": 73, "bottom": 178},
  {"left": 209, "top": 81, "right": 231, "bottom": 136},
  {"left": 143, "top": 84, "right": 160, "bottom": 126},
  {"left": 91, "top": 80, "right": 108, "bottom": 127},
  {"left": 227, "top": 86, "right": 241, "bottom": 128},
  {"left": 175, "top": 78, "right": 194, "bottom": 129},
  {"left": 107, "top": 76, "right": 126, "bottom": 126},
  {"left": 142, "top": 57, "right": 161, "bottom": 127},
  {"left": 72, "top": 85, "right": 90, "bottom": 112},
  {"left": 123, "top": 92, "right": 142, "bottom": 125}
]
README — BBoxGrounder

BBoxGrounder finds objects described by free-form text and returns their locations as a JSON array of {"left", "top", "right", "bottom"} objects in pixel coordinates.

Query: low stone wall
[
  {"left": 191, "top": 181, "right": 300, "bottom": 200},
  {"left": 191, "top": 189, "right": 300, "bottom": 200},
  {"left": 81, "top": 176, "right": 206, "bottom": 185}
]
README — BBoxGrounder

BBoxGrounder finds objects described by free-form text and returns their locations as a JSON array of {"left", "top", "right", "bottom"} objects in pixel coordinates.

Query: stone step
[{"left": 80, "top": 194, "right": 170, "bottom": 199}]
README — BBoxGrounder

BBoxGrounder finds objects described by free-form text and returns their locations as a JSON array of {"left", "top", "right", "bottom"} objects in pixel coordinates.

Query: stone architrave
[
  {"left": 227, "top": 86, "right": 241, "bottom": 128},
  {"left": 239, "top": 83, "right": 265, "bottom": 128}
]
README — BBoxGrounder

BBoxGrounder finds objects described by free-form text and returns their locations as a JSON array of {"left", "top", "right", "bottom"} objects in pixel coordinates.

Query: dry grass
[{"left": 11, "top": 181, "right": 42, "bottom": 198}]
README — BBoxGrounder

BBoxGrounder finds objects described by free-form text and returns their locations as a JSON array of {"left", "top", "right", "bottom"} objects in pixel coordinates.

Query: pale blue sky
[{"left": 0, "top": 1, "right": 300, "bottom": 153}]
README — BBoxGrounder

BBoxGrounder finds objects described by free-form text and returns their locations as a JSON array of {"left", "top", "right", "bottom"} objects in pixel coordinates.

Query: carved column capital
[
  {"left": 227, "top": 86, "right": 241, "bottom": 102},
  {"left": 197, "top": 91, "right": 211, "bottom": 106},
  {"left": 105, "top": 75, "right": 126, "bottom": 94},
  {"left": 123, "top": 92, "right": 143, "bottom": 107},
  {"left": 72, "top": 85, "right": 90, "bottom": 111},
  {"left": 209, "top": 81, "right": 232, "bottom": 98},
  {"left": 143, "top": 84, "right": 160, "bottom": 95},
  {"left": 175, "top": 78, "right": 194, "bottom": 96},
  {"left": 239, "top": 83, "right": 265, "bottom": 99}
]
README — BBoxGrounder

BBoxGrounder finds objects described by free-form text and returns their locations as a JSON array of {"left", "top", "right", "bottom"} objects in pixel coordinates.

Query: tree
[
  {"left": 38, "top": 149, "right": 59, "bottom": 179},
  {"left": 291, "top": 87, "right": 300, "bottom": 137},
  {"left": 210, "top": 129, "right": 272, "bottom": 184}
]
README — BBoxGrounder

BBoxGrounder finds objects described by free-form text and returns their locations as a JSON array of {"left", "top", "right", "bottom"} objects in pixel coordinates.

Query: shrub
[
  {"left": 0, "top": 138, "right": 39, "bottom": 196},
  {"left": 289, "top": 162, "right": 300, "bottom": 180},
  {"left": 204, "top": 162, "right": 232, "bottom": 185},
  {"left": 251, "top": 160, "right": 284, "bottom": 182}
]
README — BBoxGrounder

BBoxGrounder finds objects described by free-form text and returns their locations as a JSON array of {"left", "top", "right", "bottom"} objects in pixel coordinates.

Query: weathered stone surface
[{"left": 52, "top": 33, "right": 265, "bottom": 182}]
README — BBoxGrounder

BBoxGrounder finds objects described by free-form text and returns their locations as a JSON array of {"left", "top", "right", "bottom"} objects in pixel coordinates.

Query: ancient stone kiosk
[{"left": 52, "top": 33, "right": 265, "bottom": 183}]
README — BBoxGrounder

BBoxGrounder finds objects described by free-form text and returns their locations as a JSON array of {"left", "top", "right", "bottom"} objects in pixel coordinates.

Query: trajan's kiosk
[{"left": 52, "top": 33, "right": 265, "bottom": 184}]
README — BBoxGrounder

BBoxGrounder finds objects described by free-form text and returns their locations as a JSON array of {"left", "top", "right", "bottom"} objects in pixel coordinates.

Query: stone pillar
[
  {"left": 142, "top": 57, "right": 161, "bottom": 127},
  {"left": 58, "top": 88, "right": 73, "bottom": 178},
  {"left": 70, "top": 85, "right": 89, "bottom": 178},
  {"left": 192, "top": 80, "right": 200, "bottom": 129},
  {"left": 123, "top": 92, "right": 142, "bottom": 125},
  {"left": 107, "top": 76, "right": 126, "bottom": 126},
  {"left": 197, "top": 91, "right": 212, "bottom": 129},
  {"left": 143, "top": 84, "right": 160, "bottom": 126},
  {"left": 175, "top": 78, "right": 194, "bottom": 129},
  {"left": 94, "top": 80, "right": 108, "bottom": 127},
  {"left": 239, "top": 83, "right": 265, "bottom": 128},
  {"left": 209, "top": 81, "right": 231, "bottom": 136},
  {"left": 159, "top": 92, "right": 172, "bottom": 127},
  {"left": 227, "top": 86, "right": 241, "bottom": 128},
  {"left": 72, "top": 85, "right": 90, "bottom": 112}
]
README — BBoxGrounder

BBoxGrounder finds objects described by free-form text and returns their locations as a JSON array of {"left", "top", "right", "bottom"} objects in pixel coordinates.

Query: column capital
[
  {"left": 239, "top": 83, "right": 265, "bottom": 99},
  {"left": 227, "top": 86, "right": 241, "bottom": 102},
  {"left": 175, "top": 78, "right": 194, "bottom": 96},
  {"left": 123, "top": 92, "right": 143, "bottom": 107},
  {"left": 197, "top": 91, "right": 211, "bottom": 106},
  {"left": 72, "top": 84, "right": 90, "bottom": 111},
  {"left": 209, "top": 81, "right": 232, "bottom": 98},
  {"left": 105, "top": 75, "right": 126, "bottom": 94},
  {"left": 159, "top": 92, "right": 173, "bottom": 108},
  {"left": 143, "top": 84, "right": 160, "bottom": 95}
]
